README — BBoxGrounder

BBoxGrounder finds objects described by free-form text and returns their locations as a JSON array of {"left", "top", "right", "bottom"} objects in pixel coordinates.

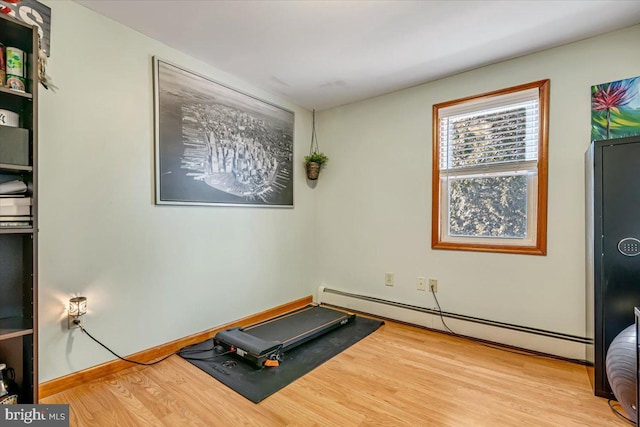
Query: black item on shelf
[
  {"left": 1, "top": 366, "right": 17, "bottom": 397},
  {"left": 0, "top": 364, "right": 9, "bottom": 398}
]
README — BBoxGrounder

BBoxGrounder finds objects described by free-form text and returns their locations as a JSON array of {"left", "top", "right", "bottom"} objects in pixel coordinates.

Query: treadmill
[{"left": 214, "top": 305, "right": 355, "bottom": 368}]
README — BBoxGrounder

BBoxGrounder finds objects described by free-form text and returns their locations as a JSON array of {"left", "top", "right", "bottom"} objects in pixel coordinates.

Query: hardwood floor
[{"left": 41, "top": 320, "right": 627, "bottom": 426}]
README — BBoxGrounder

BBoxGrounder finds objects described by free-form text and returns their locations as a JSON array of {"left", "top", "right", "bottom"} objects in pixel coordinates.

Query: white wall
[
  {"left": 315, "top": 25, "right": 640, "bottom": 344},
  {"left": 36, "top": 1, "right": 640, "bottom": 382},
  {"left": 37, "top": 1, "right": 317, "bottom": 382}
]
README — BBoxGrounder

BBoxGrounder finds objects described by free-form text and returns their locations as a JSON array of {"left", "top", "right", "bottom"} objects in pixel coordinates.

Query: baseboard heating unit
[{"left": 317, "top": 286, "right": 592, "bottom": 363}]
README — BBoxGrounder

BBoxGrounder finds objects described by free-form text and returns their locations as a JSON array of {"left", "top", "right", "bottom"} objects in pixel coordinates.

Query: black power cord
[
  {"left": 607, "top": 399, "right": 635, "bottom": 425},
  {"left": 78, "top": 324, "right": 177, "bottom": 366},
  {"left": 428, "top": 288, "right": 586, "bottom": 361},
  {"left": 430, "top": 287, "right": 455, "bottom": 334},
  {"left": 77, "top": 323, "right": 231, "bottom": 366},
  {"left": 178, "top": 342, "right": 233, "bottom": 362}
]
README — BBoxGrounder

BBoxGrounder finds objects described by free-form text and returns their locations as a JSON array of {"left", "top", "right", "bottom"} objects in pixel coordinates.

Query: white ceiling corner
[{"left": 75, "top": 0, "right": 640, "bottom": 110}]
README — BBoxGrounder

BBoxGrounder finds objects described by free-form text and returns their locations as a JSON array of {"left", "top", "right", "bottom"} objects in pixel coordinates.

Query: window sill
[{"left": 431, "top": 240, "right": 546, "bottom": 256}]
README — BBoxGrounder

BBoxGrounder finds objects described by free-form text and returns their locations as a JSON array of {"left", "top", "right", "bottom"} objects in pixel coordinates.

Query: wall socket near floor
[
  {"left": 417, "top": 277, "right": 426, "bottom": 291},
  {"left": 385, "top": 272, "right": 394, "bottom": 287},
  {"left": 429, "top": 278, "right": 438, "bottom": 293}
]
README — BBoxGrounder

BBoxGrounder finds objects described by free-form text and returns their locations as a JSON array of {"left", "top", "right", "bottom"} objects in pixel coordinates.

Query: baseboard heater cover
[{"left": 317, "top": 286, "right": 591, "bottom": 362}]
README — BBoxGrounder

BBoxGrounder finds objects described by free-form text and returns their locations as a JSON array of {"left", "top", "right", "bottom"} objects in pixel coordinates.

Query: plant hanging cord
[{"left": 310, "top": 109, "right": 320, "bottom": 155}]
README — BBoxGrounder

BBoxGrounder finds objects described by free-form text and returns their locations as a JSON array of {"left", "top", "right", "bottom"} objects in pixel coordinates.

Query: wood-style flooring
[{"left": 41, "top": 320, "right": 627, "bottom": 426}]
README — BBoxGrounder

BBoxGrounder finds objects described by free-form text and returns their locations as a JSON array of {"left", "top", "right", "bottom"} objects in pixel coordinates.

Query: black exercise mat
[{"left": 179, "top": 315, "right": 383, "bottom": 403}]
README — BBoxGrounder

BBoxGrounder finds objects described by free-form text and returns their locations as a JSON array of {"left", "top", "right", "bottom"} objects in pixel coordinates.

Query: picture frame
[
  {"left": 591, "top": 76, "right": 640, "bottom": 141},
  {"left": 153, "top": 57, "right": 294, "bottom": 207}
]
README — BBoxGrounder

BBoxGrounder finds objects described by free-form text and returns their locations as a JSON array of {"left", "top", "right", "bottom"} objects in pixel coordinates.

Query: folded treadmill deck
[{"left": 215, "top": 305, "right": 355, "bottom": 367}]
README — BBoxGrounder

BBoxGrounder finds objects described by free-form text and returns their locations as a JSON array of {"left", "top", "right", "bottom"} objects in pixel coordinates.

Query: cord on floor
[
  {"left": 78, "top": 324, "right": 231, "bottom": 366},
  {"left": 607, "top": 399, "right": 635, "bottom": 425},
  {"left": 78, "top": 324, "right": 176, "bottom": 366}
]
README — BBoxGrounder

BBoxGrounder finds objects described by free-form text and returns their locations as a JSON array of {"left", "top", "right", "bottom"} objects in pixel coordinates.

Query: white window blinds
[{"left": 438, "top": 88, "right": 539, "bottom": 175}]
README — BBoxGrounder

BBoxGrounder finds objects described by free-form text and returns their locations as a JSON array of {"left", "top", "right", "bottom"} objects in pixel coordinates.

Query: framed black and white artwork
[{"left": 153, "top": 57, "right": 294, "bottom": 207}]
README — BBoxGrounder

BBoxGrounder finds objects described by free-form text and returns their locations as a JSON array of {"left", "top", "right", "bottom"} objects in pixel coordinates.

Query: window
[{"left": 432, "top": 80, "right": 549, "bottom": 255}]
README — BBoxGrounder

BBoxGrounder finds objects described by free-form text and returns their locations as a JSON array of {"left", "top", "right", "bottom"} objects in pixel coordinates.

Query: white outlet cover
[{"left": 385, "top": 273, "right": 394, "bottom": 286}]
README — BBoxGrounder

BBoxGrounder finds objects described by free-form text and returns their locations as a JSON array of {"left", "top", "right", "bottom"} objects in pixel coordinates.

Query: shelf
[
  {"left": 0, "top": 227, "right": 33, "bottom": 234},
  {"left": 0, "top": 11, "right": 38, "bottom": 404},
  {"left": 0, "top": 86, "right": 32, "bottom": 100},
  {"left": 0, "top": 163, "right": 32, "bottom": 172},
  {"left": 0, "top": 317, "right": 33, "bottom": 341}
]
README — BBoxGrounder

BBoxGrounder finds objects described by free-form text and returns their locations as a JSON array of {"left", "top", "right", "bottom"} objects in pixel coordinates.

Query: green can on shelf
[{"left": 5, "top": 46, "right": 25, "bottom": 77}]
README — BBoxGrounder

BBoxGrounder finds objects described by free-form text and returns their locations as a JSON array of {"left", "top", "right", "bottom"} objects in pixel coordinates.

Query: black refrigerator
[{"left": 586, "top": 135, "right": 640, "bottom": 398}]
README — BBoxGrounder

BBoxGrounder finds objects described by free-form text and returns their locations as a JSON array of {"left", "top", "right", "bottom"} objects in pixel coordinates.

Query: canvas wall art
[
  {"left": 154, "top": 58, "right": 294, "bottom": 207},
  {"left": 591, "top": 76, "right": 640, "bottom": 141}
]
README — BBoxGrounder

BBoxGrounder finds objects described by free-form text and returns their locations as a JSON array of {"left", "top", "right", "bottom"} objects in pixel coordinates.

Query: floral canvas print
[{"left": 592, "top": 76, "right": 640, "bottom": 141}]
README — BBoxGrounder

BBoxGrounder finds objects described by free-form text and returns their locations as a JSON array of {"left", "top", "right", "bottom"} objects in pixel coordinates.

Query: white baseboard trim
[{"left": 317, "top": 286, "right": 590, "bottom": 362}]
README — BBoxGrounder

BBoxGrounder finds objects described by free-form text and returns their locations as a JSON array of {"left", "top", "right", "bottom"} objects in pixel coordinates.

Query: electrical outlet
[
  {"left": 68, "top": 317, "right": 82, "bottom": 329},
  {"left": 417, "top": 277, "right": 426, "bottom": 291},
  {"left": 429, "top": 278, "right": 438, "bottom": 293},
  {"left": 385, "top": 272, "right": 394, "bottom": 287}
]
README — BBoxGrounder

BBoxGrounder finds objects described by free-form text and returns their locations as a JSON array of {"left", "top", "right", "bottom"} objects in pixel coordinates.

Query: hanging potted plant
[
  {"left": 305, "top": 151, "right": 328, "bottom": 180},
  {"left": 305, "top": 109, "right": 328, "bottom": 180}
]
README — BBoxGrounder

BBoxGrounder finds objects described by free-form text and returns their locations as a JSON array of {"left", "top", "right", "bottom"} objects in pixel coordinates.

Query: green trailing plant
[{"left": 305, "top": 151, "right": 329, "bottom": 166}]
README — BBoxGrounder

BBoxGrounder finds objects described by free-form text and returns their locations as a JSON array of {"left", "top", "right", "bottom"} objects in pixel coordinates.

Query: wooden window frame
[{"left": 431, "top": 80, "right": 550, "bottom": 255}]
